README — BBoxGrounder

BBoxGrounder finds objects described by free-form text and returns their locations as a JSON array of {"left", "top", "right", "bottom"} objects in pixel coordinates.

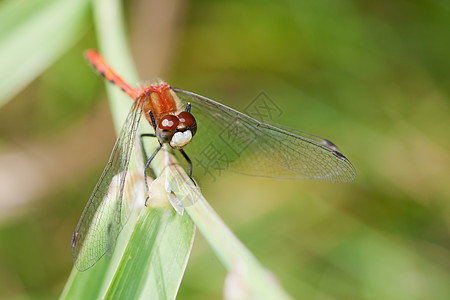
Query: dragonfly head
[{"left": 156, "top": 112, "right": 197, "bottom": 150}]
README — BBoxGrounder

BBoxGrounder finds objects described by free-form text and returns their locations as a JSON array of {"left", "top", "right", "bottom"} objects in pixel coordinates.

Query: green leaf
[
  {"left": 106, "top": 208, "right": 195, "bottom": 299},
  {"left": 61, "top": 201, "right": 195, "bottom": 299},
  {"left": 0, "top": 0, "right": 89, "bottom": 107}
]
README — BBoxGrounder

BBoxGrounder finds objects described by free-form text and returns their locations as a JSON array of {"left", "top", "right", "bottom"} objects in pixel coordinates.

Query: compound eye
[
  {"left": 178, "top": 111, "right": 197, "bottom": 135},
  {"left": 178, "top": 111, "right": 196, "bottom": 127},
  {"left": 158, "top": 115, "right": 179, "bottom": 131}
]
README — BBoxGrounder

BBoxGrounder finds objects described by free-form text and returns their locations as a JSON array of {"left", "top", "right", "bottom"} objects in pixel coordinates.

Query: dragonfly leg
[
  {"left": 148, "top": 110, "right": 157, "bottom": 129},
  {"left": 185, "top": 102, "right": 191, "bottom": 112},
  {"left": 144, "top": 143, "right": 163, "bottom": 206},
  {"left": 140, "top": 133, "right": 157, "bottom": 176},
  {"left": 179, "top": 149, "right": 196, "bottom": 186}
]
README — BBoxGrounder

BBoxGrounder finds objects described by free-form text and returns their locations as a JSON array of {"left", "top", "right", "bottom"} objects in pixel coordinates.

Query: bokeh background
[{"left": 1, "top": 0, "right": 450, "bottom": 299}]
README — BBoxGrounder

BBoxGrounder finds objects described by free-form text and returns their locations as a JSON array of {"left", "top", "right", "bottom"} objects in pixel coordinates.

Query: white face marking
[{"left": 170, "top": 130, "right": 192, "bottom": 149}]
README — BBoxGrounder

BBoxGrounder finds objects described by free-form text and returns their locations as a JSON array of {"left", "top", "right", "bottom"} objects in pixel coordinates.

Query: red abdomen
[{"left": 85, "top": 50, "right": 179, "bottom": 127}]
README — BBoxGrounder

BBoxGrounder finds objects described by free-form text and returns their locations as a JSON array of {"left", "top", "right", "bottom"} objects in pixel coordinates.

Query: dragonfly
[{"left": 71, "top": 49, "right": 356, "bottom": 271}]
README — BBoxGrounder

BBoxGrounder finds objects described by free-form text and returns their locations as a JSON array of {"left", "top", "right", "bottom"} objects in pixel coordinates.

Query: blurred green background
[{"left": 1, "top": 0, "right": 449, "bottom": 299}]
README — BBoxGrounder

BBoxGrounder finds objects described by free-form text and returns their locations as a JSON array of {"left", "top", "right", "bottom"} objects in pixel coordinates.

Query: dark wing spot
[
  {"left": 71, "top": 232, "right": 79, "bottom": 248},
  {"left": 332, "top": 150, "right": 347, "bottom": 160}
]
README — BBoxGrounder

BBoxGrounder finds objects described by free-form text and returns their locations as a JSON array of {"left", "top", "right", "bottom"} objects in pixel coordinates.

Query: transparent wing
[
  {"left": 171, "top": 87, "right": 356, "bottom": 182},
  {"left": 264, "top": 122, "right": 341, "bottom": 151},
  {"left": 71, "top": 96, "right": 145, "bottom": 271}
]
